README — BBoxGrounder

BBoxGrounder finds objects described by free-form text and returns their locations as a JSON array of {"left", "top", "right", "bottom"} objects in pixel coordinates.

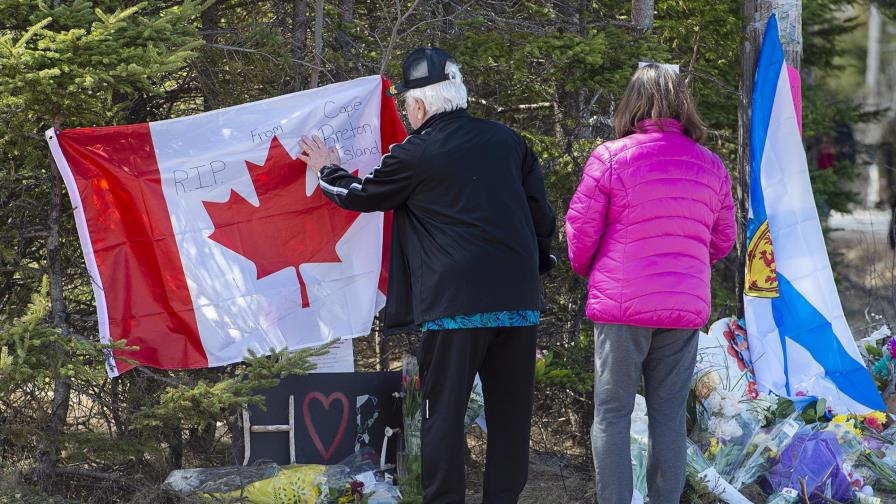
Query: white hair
[{"left": 403, "top": 61, "right": 468, "bottom": 115}]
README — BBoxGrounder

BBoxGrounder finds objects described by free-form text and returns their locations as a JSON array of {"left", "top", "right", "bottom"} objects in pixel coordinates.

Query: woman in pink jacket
[{"left": 566, "top": 64, "right": 736, "bottom": 504}]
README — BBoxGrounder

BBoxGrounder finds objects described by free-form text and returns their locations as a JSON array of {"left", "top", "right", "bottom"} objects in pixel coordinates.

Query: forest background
[{"left": 1, "top": 0, "right": 892, "bottom": 502}]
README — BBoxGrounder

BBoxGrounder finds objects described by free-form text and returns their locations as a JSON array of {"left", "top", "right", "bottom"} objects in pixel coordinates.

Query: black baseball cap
[{"left": 387, "top": 47, "right": 457, "bottom": 97}]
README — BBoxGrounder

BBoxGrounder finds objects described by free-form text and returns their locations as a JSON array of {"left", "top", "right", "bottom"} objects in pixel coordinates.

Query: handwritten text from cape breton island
[{"left": 172, "top": 98, "right": 381, "bottom": 196}]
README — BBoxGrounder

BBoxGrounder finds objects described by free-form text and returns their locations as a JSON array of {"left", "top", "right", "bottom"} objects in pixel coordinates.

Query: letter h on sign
[{"left": 241, "top": 395, "right": 296, "bottom": 465}]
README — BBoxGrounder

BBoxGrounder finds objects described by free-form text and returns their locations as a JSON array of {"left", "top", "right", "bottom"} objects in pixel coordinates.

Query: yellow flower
[
  {"left": 832, "top": 414, "right": 849, "bottom": 424},
  {"left": 708, "top": 437, "right": 720, "bottom": 457},
  {"left": 868, "top": 411, "right": 888, "bottom": 424}
]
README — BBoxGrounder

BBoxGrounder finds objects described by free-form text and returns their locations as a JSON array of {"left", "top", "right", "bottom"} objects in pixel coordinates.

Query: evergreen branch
[{"left": 13, "top": 17, "right": 52, "bottom": 52}]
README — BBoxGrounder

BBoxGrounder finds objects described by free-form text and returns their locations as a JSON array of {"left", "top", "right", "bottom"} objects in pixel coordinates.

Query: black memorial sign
[{"left": 243, "top": 372, "right": 401, "bottom": 466}]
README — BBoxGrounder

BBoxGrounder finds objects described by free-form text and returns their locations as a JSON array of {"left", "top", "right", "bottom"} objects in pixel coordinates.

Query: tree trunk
[
  {"left": 632, "top": 0, "right": 655, "bottom": 32},
  {"left": 866, "top": 4, "right": 884, "bottom": 205},
  {"left": 166, "top": 428, "right": 184, "bottom": 470},
  {"left": 37, "top": 125, "right": 73, "bottom": 487},
  {"left": 293, "top": 0, "right": 309, "bottom": 90},
  {"left": 736, "top": 0, "right": 774, "bottom": 315},
  {"left": 309, "top": 0, "right": 324, "bottom": 88},
  {"left": 736, "top": 0, "right": 802, "bottom": 314},
  {"left": 200, "top": 2, "right": 220, "bottom": 112},
  {"left": 335, "top": 0, "right": 355, "bottom": 79}
]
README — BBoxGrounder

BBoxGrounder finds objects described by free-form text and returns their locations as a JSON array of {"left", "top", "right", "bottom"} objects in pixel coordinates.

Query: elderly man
[{"left": 299, "top": 47, "right": 555, "bottom": 504}]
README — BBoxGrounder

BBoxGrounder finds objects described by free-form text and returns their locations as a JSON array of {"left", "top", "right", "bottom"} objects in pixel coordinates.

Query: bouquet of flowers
[
  {"left": 628, "top": 394, "right": 649, "bottom": 503},
  {"left": 862, "top": 325, "right": 896, "bottom": 398},
  {"left": 850, "top": 412, "right": 896, "bottom": 493},
  {"left": 398, "top": 354, "right": 423, "bottom": 502},
  {"left": 730, "top": 413, "right": 804, "bottom": 489},
  {"left": 763, "top": 428, "right": 855, "bottom": 504},
  {"left": 861, "top": 446, "right": 896, "bottom": 492},
  {"left": 335, "top": 480, "right": 369, "bottom": 504},
  {"left": 685, "top": 439, "right": 751, "bottom": 504},
  {"left": 692, "top": 370, "right": 760, "bottom": 481}
]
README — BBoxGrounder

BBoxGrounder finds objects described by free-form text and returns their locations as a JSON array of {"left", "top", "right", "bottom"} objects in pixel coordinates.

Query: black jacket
[{"left": 318, "top": 108, "right": 556, "bottom": 329}]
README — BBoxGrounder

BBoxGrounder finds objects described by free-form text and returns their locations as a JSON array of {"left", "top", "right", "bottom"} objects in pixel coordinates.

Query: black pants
[{"left": 418, "top": 326, "right": 538, "bottom": 504}]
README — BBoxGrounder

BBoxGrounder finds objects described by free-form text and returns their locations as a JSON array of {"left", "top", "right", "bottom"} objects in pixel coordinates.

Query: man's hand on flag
[{"left": 299, "top": 135, "right": 341, "bottom": 174}]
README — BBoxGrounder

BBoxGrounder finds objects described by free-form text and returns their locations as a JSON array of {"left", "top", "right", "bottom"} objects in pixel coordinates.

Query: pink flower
[{"left": 864, "top": 415, "right": 885, "bottom": 433}]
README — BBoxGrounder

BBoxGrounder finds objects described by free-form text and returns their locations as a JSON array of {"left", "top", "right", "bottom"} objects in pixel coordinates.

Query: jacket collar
[
  {"left": 636, "top": 118, "right": 684, "bottom": 134},
  {"left": 411, "top": 108, "right": 470, "bottom": 135}
]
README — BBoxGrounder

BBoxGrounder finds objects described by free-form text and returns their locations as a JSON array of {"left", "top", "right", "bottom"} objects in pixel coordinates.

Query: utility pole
[{"left": 736, "top": 0, "right": 802, "bottom": 314}]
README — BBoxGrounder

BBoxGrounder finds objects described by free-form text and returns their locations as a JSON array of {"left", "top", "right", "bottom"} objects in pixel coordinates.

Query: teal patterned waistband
[{"left": 422, "top": 310, "right": 540, "bottom": 332}]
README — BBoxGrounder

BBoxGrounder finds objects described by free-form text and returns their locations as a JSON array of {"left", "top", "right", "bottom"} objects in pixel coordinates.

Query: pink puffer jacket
[{"left": 566, "top": 119, "right": 736, "bottom": 329}]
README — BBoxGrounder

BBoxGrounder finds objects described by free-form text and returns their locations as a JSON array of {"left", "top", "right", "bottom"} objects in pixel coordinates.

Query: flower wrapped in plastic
[
  {"left": 855, "top": 417, "right": 896, "bottom": 492},
  {"left": 685, "top": 439, "right": 751, "bottom": 504},
  {"left": 693, "top": 383, "right": 761, "bottom": 482},
  {"left": 762, "top": 428, "right": 855, "bottom": 504},
  {"left": 628, "top": 394, "right": 649, "bottom": 503},
  {"left": 399, "top": 354, "right": 423, "bottom": 501},
  {"left": 730, "top": 413, "right": 804, "bottom": 489}
]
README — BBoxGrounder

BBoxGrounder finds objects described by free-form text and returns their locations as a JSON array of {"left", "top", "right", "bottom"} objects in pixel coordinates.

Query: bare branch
[
  {"left": 379, "top": 0, "right": 424, "bottom": 75},
  {"left": 205, "top": 43, "right": 334, "bottom": 83},
  {"left": 469, "top": 96, "right": 554, "bottom": 113}
]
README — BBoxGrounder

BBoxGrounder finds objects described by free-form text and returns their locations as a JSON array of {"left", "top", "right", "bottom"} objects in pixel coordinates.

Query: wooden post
[{"left": 736, "top": 0, "right": 801, "bottom": 315}]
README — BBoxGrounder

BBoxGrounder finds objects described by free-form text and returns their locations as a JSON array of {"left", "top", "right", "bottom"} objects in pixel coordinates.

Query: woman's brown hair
[{"left": 614, "top": 64, "right": 706, "bottom": 142}]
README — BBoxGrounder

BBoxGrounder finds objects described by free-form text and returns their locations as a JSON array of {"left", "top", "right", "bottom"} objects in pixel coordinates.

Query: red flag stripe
[
  {"left": 377, "top": 77, "right": 410, "bottom": 295},
  {"left": 54, "top": 124, "right": 207, "bottom": 373}
]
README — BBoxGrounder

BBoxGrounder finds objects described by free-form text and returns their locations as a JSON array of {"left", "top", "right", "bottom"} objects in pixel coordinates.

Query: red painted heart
[{"left": 302, "top": 392, "right": 349, "bottom": 462}]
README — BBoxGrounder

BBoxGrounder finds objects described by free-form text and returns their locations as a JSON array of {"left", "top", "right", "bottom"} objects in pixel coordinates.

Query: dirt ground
[{"left": 464, "top": 451, "right": 594, "bottom": 504}]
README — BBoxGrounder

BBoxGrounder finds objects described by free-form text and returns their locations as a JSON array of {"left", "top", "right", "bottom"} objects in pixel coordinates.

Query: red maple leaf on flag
[{"left": 203, "top": 136, "right": 361, "bottom": 308}]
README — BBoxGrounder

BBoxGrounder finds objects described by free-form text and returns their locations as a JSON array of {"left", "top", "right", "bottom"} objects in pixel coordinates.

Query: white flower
[
  {"left": 709, "top": 416, "right": 743, "bottom": 440},
  {"left": 703, "top": 389, "right": 746, "bottom": 419},
  {"left": 716, "top": 389, "right": 746, "bottom": 417},
  {"left": 703, "top": 393, "right": 720, "bottom": 413},
  {"left": 753, "top": 393, "right": 777, "bottom": 411}
]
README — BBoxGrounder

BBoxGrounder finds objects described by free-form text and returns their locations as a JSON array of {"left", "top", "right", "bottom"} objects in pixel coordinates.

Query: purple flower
[{"left": 887, "top": 338, "right": 896, "bottom": 359}]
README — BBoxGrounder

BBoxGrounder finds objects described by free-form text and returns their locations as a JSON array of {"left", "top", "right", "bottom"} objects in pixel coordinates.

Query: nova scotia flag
[{"left": 744, "top": 15, "right": 884, "bottom": 413}]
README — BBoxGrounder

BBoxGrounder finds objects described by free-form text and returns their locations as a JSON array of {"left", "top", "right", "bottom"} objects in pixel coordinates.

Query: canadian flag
[{"left": 46, "top": 76, "right": 406, "bottom": 377}]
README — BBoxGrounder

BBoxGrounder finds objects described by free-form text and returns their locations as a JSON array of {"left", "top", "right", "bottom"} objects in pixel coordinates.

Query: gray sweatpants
[{"left": 591, "top": 324, "right": 698, "bottom": 504}]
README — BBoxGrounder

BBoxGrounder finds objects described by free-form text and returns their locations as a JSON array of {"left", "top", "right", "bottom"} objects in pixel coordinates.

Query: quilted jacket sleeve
[
  {"left": 566, "top": 145, "right": 612, "bottom": 277},
  {"left": 709, "top": 164, "right": 736, "bottom": 264}
]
